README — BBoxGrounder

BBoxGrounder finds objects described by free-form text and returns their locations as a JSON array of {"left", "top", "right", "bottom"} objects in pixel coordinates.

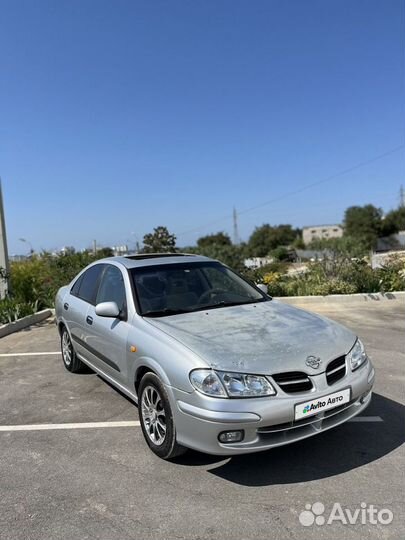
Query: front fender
[
  {"left": 132, "top": 355, "right": 172, "bottom": 389},
  {"left": 126, "top": 314, "right": 210, "bottom": 397}
]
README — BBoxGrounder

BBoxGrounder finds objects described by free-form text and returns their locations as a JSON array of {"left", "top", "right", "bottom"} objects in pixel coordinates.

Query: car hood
[{"left": 145, "top": 300, "right": 356, "bottom": 374}]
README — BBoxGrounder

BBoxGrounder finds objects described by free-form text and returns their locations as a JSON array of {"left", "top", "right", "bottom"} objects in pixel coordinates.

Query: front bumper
[{"left": 169, "top": 358, "right": 375, "bottom": 455}]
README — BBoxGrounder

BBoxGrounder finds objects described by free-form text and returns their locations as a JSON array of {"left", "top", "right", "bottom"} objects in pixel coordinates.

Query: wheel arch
[
  {"left": 57, "top": 321, "right": 66, "bottom": 336},
  {"left": 134, "top": 358, "right": 171, "bottom": 397}
]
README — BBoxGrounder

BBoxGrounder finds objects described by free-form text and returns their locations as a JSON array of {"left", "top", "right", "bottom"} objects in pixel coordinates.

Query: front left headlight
[{"left": 348, "top": 338, "right": 368, "bottom": 371}]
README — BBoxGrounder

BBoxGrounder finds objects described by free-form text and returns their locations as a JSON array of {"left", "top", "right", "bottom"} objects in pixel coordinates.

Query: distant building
[
  {"left": 375, "top": 231, "right": 405, "bottom": 253},
  {"left": 9, "top": 254, "right": 28, "bottom": 262},
  {"left": 244, "top": 256, "right": 274, "bottom": 269},
  {"left": 302, "top": 224, "right": 343, "bottom": 245},
  {"left": 371, "top": 231, "right": 405, "bottom": 269},
  {"left": 112, "top": 245, "right": 129, "bottom": 256}
]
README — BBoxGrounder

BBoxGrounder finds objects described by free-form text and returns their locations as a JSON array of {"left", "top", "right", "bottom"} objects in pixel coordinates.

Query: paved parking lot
[{"left": 0, "top": 300, "right": 404, "bottom": 540}]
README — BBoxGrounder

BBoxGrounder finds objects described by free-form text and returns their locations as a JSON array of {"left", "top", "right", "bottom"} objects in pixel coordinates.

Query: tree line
[{"left": 141, "top": 204, "right": 405, "bottom": 268}]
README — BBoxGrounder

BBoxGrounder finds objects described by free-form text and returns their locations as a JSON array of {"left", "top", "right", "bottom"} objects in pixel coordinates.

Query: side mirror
[
  {"left": 257, "top": 283, "right": 268, "bottom": 294},
  {"left": 95, "top": 301, "right": 120, "bottom": 318}
]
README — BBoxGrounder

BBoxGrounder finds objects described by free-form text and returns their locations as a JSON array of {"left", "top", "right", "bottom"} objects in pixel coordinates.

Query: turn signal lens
[{"left": 189, "top": 369, "right": 227, "bottom": 397}]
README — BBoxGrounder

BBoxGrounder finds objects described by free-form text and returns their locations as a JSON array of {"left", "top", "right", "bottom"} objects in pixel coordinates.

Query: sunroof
[{"left": 124, "top": 253, "right": 196, "bottom": 260}]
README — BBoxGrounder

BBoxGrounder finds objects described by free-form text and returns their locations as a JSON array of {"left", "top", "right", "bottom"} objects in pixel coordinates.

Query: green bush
[
  {"left": 10, "top": 257, "right": 53, "bottom": 306},
  {"left": 0, "top": 297, "right": 38, "bottom": 325},
  {"left": 260, "top": 255, "right": 405, "bottom": 297},
  {"left": 241, "top": 261, "right": 289, "bottom": 284},
  {"left": 377, "top": 256, "right": 405, "bottom": 292},
  {"left": 6, "top": 249, "right": 113, "bottom": 311}
]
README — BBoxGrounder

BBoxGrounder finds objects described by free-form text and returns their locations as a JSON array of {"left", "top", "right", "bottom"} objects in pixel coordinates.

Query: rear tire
[
  {"left": 60, "top": 326, "right": 86, "bottom": 373},
  {"left": 138, "top": 373, "right": 186, "bottom": 460}
]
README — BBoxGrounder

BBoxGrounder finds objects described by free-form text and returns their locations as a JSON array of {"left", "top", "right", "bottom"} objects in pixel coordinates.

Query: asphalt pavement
[{"left": 0, "top": 300, "right": 403, "bottom": 540}]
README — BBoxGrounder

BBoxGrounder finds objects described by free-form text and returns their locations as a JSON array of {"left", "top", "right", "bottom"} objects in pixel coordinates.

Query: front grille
[
  {"left": 272, "top": 371, "right": 313, "bottom": 393},
  {"left": 326, "top": 355, "right": 346, "bottom": 385}
]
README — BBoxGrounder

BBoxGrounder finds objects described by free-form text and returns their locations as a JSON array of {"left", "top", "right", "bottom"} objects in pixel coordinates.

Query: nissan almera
[{"left": 55, "top": 254, "right": 375, "bottom": 459}]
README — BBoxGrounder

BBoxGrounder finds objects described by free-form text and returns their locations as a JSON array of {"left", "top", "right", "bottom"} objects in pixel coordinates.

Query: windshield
[{"left": 130, "top": 261, "right": 269, "bottom": 317}]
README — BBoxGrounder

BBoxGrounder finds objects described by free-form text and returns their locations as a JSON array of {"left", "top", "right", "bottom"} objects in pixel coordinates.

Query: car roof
[{"left": 99, "top": 253, "right": 214, "bottom": 269}]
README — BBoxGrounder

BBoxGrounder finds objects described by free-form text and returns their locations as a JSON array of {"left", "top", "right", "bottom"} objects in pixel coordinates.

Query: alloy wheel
[
  {"left": 62, "top": 330, "right": 72, "bottom": 366},
  {"left": 141, "top": 385, "right": 167, "bottom": 446}
]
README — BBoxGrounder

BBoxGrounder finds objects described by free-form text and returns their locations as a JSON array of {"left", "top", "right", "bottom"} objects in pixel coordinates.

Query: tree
[
  {"left": 343, "top": 205, "right": 383, "bottom": 249},
  {"left": 292, "top": 236, "right": 305, "bottom": 250},
  {"left": 248, "top": 224, "right": 300, "bottom": 257},
  {"left": 96, "top": 247, "right": 114, "bottom": 258},
  {"left": 271, "top": 246, "right": 291, "bottom": 261},
  {"left": 187, "top": 243, "right": 248, "bottom": 272},
  {"left": 197, "top": 232, "right": 232, "bottom": 248},
  {"left": 381, "top": 207, "right": 405, "bottom": 236},
  {"left": 142, "top": 226, "right": 177, "bottom": 253}
]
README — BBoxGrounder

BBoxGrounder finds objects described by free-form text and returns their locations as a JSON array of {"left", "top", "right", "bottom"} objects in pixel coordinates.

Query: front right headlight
[
  {"left": 217, "top": 372, "right": 276, "bottom": 397},
  {"left": 348, "top": 339, "right": 368, "bottom": 371},
  {"left": 189, "top": 369, "right": 276, "bottom": 398}
]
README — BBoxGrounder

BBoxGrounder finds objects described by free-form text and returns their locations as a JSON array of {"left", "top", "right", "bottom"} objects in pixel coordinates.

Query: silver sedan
[{"left": 55, "top": 254, "right": 375, "bottom": 459}]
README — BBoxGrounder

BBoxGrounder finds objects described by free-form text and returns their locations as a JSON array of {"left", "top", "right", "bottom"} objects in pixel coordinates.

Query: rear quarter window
[{"left": 70, "top": 274, "right": 84, "bottom": 297}]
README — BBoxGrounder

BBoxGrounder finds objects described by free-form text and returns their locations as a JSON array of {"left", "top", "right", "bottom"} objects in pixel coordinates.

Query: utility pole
[
  {"left": 400, "top": 185, "right": 405, "bottom": 208},
  {"left": 93, "top": 239, "right": 97, "bottom": 255},
  {"left": 0, "top": 179, "right": 10, "bottom": 298},
  {"left": 233, "top": 206, "right": 240, "bottom": 245}
]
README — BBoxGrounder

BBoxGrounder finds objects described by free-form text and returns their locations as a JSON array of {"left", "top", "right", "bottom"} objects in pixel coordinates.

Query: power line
[{"left": 176, "top": 144, "right": 405, "bottom": 238}]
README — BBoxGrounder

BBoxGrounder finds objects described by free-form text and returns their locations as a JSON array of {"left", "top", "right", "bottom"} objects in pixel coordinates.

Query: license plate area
[{"left": 295, "top": 387, "right": 351, "bottom": 420}]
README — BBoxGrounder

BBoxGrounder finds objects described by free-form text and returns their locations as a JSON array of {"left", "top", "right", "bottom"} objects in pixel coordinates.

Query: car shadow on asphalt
[{"left": 175, "top": 393, "right": 405, "bottom": 486}]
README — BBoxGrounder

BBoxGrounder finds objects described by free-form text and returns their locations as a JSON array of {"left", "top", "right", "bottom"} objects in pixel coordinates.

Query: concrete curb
[
  {"left": 0, "top": 309, "right": 53, "bottom": 338},
  {"left": 277, "top": 291, "right": 405, "bottom": 305}
]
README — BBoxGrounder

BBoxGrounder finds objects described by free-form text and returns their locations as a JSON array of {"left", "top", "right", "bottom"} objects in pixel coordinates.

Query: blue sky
[{"left": 1, "top": 0, "right": 404, "bottom": 254}]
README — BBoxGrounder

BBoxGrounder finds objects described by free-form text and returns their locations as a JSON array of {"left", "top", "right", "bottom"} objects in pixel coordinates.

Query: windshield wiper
[
  {"left": 142, "top": 307, "right": 192, "bottom": 318},
  {"left": 197, "top": 298, "right": 267, "bottom": 311}
]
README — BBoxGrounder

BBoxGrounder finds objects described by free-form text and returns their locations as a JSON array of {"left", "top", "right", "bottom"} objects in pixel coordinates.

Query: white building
[
  {"left": 112, "top": 245, "right": 129, "bottom": 256},
  {"left": 302, "top": 224, "right": 343, "bottom": 245},
  {"left": 244, "top": 256, "right": 274, "bottom": 269}
]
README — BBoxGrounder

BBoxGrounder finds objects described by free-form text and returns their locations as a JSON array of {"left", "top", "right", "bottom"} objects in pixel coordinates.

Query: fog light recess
[{"left": 218, "top": 430, "right": 244, "bottom": 444}]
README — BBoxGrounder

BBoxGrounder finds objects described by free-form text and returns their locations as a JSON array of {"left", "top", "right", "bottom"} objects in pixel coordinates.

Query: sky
[{"left": 1, "top": 0, "right": 404, "bottom": 254}]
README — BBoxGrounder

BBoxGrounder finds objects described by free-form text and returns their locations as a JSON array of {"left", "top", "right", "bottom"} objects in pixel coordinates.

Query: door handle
[
  {"left": 86, "top": 315, "right": 93, "bottom": 325},
  {"left": 63, "top": 302, "right": 69, "bottom": 310}
]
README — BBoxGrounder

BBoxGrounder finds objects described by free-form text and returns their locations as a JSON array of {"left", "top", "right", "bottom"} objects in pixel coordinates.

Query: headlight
[
  {"left": 218, "top": 372, "right": 276, "bottom": 397},
  {"left": 348, "top": 339, "right": 368, "bottom": 371},
  {"left": 189, "top": 369, "right": 276, "bottom": 398}
]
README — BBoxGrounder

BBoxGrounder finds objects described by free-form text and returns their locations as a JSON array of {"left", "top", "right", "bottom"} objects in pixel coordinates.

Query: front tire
[
  {"left": 60, "top": 326, "right": 86, "bottom": 373},
  {"left": 138, "top": 373, "right": 186, "bottom": 460}
]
